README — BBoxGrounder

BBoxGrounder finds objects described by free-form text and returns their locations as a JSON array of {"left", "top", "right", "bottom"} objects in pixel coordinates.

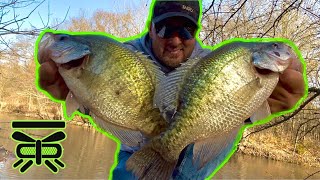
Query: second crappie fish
[
  {"left": 126, "top": 41, "right": 295, "bottom": 179},
  {"left": 37, "top": 32, "right": 168, "bottom": 146}
]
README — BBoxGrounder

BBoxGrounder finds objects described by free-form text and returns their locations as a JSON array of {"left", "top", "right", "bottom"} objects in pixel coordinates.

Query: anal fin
[
  {"left": 90, "top": 112, "right": 143, "bottom": 147},
  {"left": 250, "top": 100, "right": 271, "bottom": 123},
  {"left": 193, "top": 125, "right": 241, "bottom": 170}
]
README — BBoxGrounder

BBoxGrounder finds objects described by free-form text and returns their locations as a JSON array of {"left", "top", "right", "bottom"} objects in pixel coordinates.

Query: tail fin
[{"left": 126, "top": 144, "right": 177, "bottom": 180}]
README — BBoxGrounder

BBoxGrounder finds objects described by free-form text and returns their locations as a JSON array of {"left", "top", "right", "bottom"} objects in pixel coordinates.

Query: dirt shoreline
[{"left": 238, "top": 132, "right": 320, "bottom": 168}]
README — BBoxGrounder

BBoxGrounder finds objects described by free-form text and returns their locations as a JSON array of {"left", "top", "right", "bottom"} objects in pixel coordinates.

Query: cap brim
[{"left": 153, "top": 12, "right": 198, "bottom": 27}]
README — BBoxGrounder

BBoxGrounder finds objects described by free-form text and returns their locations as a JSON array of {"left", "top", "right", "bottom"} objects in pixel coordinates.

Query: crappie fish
[
  {"left": 126, "top": 41, "right": 295, "bottom": 179},
  {"left": 37, "top": 32, "right": 168, "bottom": 146}
]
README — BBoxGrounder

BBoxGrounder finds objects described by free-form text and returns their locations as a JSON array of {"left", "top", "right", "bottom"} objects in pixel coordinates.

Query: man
[{"left": 38, "top": 0, "right": 305, "bottom": 179}]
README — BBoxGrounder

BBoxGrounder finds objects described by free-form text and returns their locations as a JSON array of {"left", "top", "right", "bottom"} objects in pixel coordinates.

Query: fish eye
[
  {"left": 56, "top": 34, "right": 69, "bottom": 41},
  {"left": 272, "top": 43, "right": 279, "bottom": 49}
]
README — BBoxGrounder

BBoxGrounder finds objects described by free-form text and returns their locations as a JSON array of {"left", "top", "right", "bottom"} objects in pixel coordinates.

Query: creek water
[{"left": 0, "top": 113, "right": 319, "bottom": 179}]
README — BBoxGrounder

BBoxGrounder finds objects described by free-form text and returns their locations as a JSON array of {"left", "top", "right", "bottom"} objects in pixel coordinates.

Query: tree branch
[
  {"left": 304, "top": 169, "right": 320, "bottom": 180},
  {"left": 298, "top": 122, "right": 320, "bottom": 141},
  {"left": 260, "top": 0, "right": 300, "bottom": 37},
  {"left": 202, "top": 0, "right": 215, "bottom": 17},
  {"left": 245, "top": 87, "right": 320, "bottom": 138}
]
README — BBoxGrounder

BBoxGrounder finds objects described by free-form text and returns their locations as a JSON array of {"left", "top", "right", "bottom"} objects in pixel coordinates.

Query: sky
[
  {"left": 4, "top": 0, "right": 213, "bottom": 31},
  {"left": 1, "top": 0, "right": 212, "bottom": 44},
  {"left": 0, "top": 0, "right": 155, "bottom": 45},
  {"left": 3, "top": 0, "right": 151, "bottom": 30}
]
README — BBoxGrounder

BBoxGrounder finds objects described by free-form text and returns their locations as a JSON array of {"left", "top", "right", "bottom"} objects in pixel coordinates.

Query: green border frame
[{"left": 33, "top": 0, "right": 308, "bottom": 179}]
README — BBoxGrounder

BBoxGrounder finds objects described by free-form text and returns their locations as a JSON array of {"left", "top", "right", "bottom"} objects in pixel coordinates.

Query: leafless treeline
[
  {"left": 199, "top": 0, "right": 319, "bottom": 162},
  {"left": 0, "top": 0, "right": 68, "bottom": 118},
  {"left": 199, "top": 0, "right": 320, "bottom": 146}
]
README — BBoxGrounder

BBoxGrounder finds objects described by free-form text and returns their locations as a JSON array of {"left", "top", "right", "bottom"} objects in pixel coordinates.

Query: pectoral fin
[
  {"left": 250, "top": 100, "right": 271, "bottom": 123},
  {"left": 65, "top": 92, "right": 80, "bottom": 118}
]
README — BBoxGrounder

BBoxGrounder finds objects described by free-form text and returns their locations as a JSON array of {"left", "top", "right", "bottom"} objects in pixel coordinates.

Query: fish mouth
[
  {"left": 56, "top": 55, "right": 88, "bottom": 70},
  {"left": 252, "top": 48, "right": 292, "bottom": 74},
  {"left": 265, "top": 51, "right": 291, "bottom": 67},
  {"left": 255, "top": 67, "right": 274, "bottom": 75}
]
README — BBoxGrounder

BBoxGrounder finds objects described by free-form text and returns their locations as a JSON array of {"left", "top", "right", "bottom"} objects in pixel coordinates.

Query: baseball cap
[{"left": 152, "top": 0, "right": 200, "bottom": 26}]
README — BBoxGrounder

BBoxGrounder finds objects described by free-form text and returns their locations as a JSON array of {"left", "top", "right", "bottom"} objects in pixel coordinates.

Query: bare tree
[
  {"left": 65, "top": 5, "right": 148, "bottom": 38},
  {"left": 0, "top": 0, "right": 68, "bottom": 52},
  {"left": 199, "top": 0, "right": 320, "bottom": 166},
  {"left": 201, "top": 0, "right": 320, "bottom": 124}
]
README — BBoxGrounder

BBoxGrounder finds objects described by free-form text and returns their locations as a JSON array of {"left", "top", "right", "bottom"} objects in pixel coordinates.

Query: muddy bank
[
  {"left": 238, "top": 133, "right": 320, "bottom": 167},
  {"left": 0, "top": 146, "right": 15, "bottom": 163}
]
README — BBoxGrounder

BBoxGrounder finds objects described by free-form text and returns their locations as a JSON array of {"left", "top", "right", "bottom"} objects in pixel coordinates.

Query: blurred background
[{"left": 0, "top": 0, "right": 319, "bottom": 179}]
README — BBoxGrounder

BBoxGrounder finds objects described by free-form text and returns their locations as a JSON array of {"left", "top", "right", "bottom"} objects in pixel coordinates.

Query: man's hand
[
  {"left": 268, "top": 57, "right": 305, "bottom": 113},
  {"left": 38, "top": 44, "right": 69, "bottom": 100}
]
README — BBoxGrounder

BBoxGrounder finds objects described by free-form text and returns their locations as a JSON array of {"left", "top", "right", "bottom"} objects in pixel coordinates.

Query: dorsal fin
[
  {"left": 134, "top": 51, "right": 165, "bottom": 85},
  {"left": 154, "top": 57, "right": 201, "bottom": 122}
]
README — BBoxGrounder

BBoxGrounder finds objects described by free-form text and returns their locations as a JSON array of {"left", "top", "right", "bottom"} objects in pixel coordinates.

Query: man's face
[{"left": 149, "top": 17, "right": 197, "bottom": 68}]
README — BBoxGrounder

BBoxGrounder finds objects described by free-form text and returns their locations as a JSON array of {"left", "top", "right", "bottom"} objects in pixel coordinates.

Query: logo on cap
[{"left": 182, "top": 5, "right": 194, "bottom": 13}]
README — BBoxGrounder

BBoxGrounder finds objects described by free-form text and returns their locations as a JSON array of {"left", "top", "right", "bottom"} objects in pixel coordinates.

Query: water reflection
[
  {"left": 215, "top": 153, "right": 320, "bottom": 179},
  {"left": 0, "top": 113, "right": 319, "bottom": 179}
]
